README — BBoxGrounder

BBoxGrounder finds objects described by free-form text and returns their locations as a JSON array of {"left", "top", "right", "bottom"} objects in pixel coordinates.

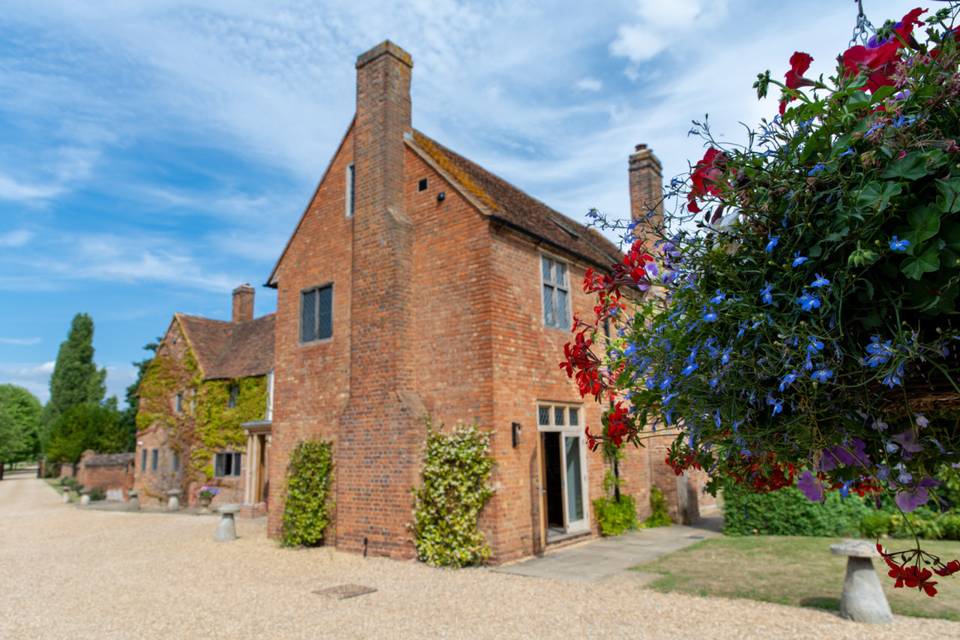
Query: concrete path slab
[{"left": 495, "top": 521, "right": 721, "bottom": 582}]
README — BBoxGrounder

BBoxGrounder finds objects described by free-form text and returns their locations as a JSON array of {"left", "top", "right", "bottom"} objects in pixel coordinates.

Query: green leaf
[
  {"left": 856, "top": 181, "right": 901, "bottom": 212},
  {"left": 936, "top": 178, "right": 960, "bottom": 214},
  {"left": 871, "top": 85, "right": 897, "bottom": 102},
  {"left": 900, "top": 244, "right": 941, "bottom": 280},
  {"left": 846, "top": 91, "right": 872, "bottom": 110},
  {"left": 906, "top": 205, "right": 941, "bottom": 246},
  {"left": 825, "top": 227, "right": 850, "bottom": 242},
  {"left": 943, "top": 222, "right": 960, "bottom": 252},
  {"left": 882, "top": 151, "right": 928, "bottom": 181}
]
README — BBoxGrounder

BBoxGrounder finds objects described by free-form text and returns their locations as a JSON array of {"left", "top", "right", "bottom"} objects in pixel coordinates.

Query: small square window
[
  {"left": 538, "top": 406, "right": 549, "bottom": 426},
  {"left": 569, "top": 408, "right": 579, "bottom": 426},
  {"left": 227, "top": 384, "right": 239, "bottom": 409},
  {"left": 301, "top": 285, "right": 333, "bottom": 342},
  {"left": 554, "top": 407, "right": 565, "bottom": 426},
  {"left": 214, "top": 452, "right": 242, "bottom": 478},
  {"left": 418, "top": 178, "right": 428, "bottom": 191}
]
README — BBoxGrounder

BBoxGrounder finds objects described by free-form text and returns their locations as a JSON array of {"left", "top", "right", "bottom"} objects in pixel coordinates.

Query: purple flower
[
  {"left": 644, "top": 261, "right": 659, "bottom": 279},
  {"left": 892, "top": 430, "right": 923, "bottom": 454},
  {"left": 797, "top": 471, "right": 824, "bottom": 502},
  {"left": 915, "top": 414, "right": 929, "bottom": 428},
  {"left": 895, "top": 478, "right": 939, "bottom": 512}
]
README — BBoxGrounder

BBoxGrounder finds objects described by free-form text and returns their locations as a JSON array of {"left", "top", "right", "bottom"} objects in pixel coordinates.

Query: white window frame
[
  {"left": 266, "top": 370, "right": 274, "bottom": 422},
  {"left": 540, "top": 253, "right": 571, "bottom": 330},
  {"left": 537, "top": 402, "right": 589, "bottom": 534}
]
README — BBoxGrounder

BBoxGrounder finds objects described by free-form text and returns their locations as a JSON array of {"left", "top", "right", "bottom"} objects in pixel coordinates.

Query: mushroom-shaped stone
[
  {"left": 79, "top": 489, "right": 90, "bottom": 506},
  {"left": 62, "top": 486, "right": 72, "bottom": 503},
  {"left": 166, "top": 489, "right": 182, "bottom": 512},
  {"left": 831, "top": 539, "right": 893, "bottom": 624},
  {"left": 127, "top": 490, "right": 140, "bottom": 511},
  {"left": 215, "top": 503, "right": 240, "bottom": 542}
]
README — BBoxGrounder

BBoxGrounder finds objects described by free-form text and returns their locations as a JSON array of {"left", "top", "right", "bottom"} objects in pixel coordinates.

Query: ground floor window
[
  {"left": 151, "top": 449, "right": 158, "bottom": 472},
  {"left": 537, "top": 403, "right": 588, "bottom": 540},
  {"left": 214, "top": 452, "right": 242, "bottom": 478}
]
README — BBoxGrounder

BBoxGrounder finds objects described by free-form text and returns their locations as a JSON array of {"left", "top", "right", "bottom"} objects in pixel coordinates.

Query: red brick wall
[{"left": 76, "top": 457, "right": 133, "bottom": 498}]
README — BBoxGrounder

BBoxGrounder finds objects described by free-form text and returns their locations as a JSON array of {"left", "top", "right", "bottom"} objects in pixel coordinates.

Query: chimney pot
[{"left": 232, "top": 284, "right": 255, "bottom": 323}]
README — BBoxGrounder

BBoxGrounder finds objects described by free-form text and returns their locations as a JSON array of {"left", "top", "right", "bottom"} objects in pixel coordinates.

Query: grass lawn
[{"left": 634, "top": 535, "right": 960, "bottom": 621}]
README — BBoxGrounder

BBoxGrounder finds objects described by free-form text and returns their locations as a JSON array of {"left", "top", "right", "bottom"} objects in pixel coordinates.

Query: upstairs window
[
  {"left": 151, "top": 449, "right": 158, "bottom": 472},
  {"left": 301, "top": 284, "right": 333, "bottom": 343},
  {"left": 172, "top": 451, "right": 180, "bottom": 473},
  {"left": 174, "top": 392, "right": 183, "bottom": 414},
  {"left": 140, "top": 448, "right": 147, "bottom": 471},
  {"left": 542, "top": 255, "right": 570, "bottom": 329},
  {"left": 214, "top": 452, "right": 242, "bottom": 478},
  {"left": 346, "top": 164, "right": 355, "bottom": 217},
  {"left": 227, "top": 384, "right": 239, "bottom": 409}
]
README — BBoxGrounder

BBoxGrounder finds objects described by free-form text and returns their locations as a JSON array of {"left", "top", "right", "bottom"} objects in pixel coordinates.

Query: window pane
[
  {"left": 555, "top": 262, "right": 567, "bottom": 287},
  {"left": 151, "top": 449, "right": 158, "bottom": 471},
  {"left": 565, "top": 436, "right": 584, "bottom": 521},
  {"left": 317, "top": 285, "right": 333, "bottom": 340},
  {"left": 554, "top": 406, "right": 565, "bottom": 426},
  {"left": 556, "top": 288, "right": 569, "bottom": 328},
  {"left": 538, "top": 406, "right": 550, "bottom": 426},
  {"left": 233, "top": 453, "right": 242, "bottom": 477},
  {"left": 215, "top": 454, "right": 224, "bottom": 477},
  {"left": 141, "top": 449, "right": 146, "bottom": 470},
  {"left": 541, "top": 255, "right": 552, "bottom": 284},
  {"left": 347, "top": 164, "right": 355, "bottom": 217},
  {"left": 543, "top": 285, "right": 555, "bottom": 326},
  {"left": 569, "top": 407, "right": 579, "bottom": 426},
  {"left": 172, "top": 452, "right": 179, "bottom": 472},
  {"left": 301, "top": 290, "right": 317, "bottom": 342}
]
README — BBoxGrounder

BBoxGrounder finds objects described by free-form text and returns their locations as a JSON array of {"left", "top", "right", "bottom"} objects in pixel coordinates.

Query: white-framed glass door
[{"left": 538, "top": 403, "right": 588, "bottom": 535}]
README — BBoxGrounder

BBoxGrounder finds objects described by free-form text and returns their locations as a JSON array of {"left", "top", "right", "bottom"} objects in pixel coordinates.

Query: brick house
[
  {"left": 76, "top": 450, "right": 134, "bottom": 501},
  {"left": 134, "top": 285, "right": 275, "bottom": 511},
  {"left": 264, "top": 40, "right": 712, "bottom": 563}
]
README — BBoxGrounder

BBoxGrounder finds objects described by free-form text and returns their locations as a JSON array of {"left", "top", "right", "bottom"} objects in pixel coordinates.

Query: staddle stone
[
  {"left": 831, "top": 539, "right": 893, "bottom": 624},
  {"left": 62, "top": 487, "right": 71, "bottom": 504},
  {"left": 215, "top": 503, "right": 240, "bottom": 542},
  {"left": 127, "top": 490, "right": 140, "bottom": 511},
  {"left": 79, "top": 490, "right": 90, "bottom": 506},
  {"left": 166, "top": 489, "right": 181, "bottom": 512}
]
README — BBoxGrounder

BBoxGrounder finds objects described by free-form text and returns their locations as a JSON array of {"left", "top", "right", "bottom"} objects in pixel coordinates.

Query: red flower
[
  {"left": 841, "top": 8, "right": 926, "bottom": 94},
  {"left": 559, "top": 327, "right": 606, "bottom": 400},
  {"left": 687, "top": 147, "right": 726, "bottom": 213},
  {"left": 877, "top": 543, "right": 942, "bottom": 597},
  {"left": 779, "top": 51, "right": 814, "bottom": 115},
  {"left": 893, "top": 7, "right": 926, "bottom": 42},
  {"left": 603, "top": 402, "right": 631, "bottom": 447},
  {"left": 935, "top": 559, "right": 960, "bottom": 577},
  {"left": 584, "top": 426, "right": 600, "bottom": 451}
]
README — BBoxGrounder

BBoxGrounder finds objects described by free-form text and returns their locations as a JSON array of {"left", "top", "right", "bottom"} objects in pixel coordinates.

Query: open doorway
[
  {"left": 542, "top": 432, "right": 564, "bottom": 533},
  {"left": 537, "top": 403, "right": 588, "bottom": 543}
]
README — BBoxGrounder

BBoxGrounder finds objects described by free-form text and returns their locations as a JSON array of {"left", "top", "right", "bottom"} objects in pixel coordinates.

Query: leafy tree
[
  {"left": 45, "top": 403, "right": 126, "bottom": 465},
  {"left": 121, "top": 339, "right": 160, "bottom": 451},
  {"left": 41, "top": 313, "right": 106, "bottom": 448},
  {"left": 0, "top": 384, "right": 42, "bottom": 471}
]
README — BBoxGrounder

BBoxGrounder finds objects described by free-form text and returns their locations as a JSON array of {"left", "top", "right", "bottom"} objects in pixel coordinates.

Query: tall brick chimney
[
  {"left": 628, "top": 144, "right": 663, "bottom": 248},
  {"left": 338, "top": 41, "right": 421, "bottom": 558},
  {"left": 232, "top": 284, "right": 254, "bottom": 323}
]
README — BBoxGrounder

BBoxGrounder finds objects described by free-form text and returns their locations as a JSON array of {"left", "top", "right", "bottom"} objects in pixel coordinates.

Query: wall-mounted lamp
[
  {"left": 511, "top": 422, "right": 522, "bottom": 448},
  {"left": 437, "top": 191, "right": 446, "bottom": 203}
]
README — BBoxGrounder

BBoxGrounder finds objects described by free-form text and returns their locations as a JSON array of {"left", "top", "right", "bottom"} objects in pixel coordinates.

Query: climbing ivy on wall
[
  {"left": 135, "top": 328, "right": 267, "bottom": 481},
  {"left": 281, "top": 440, "right": 334, "bottom": 547}
]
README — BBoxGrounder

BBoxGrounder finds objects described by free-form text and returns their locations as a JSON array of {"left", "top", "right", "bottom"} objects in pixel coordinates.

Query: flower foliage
[
  {"left": 567, "top": 6, "right": 960, "bottom": 596},
  {"left": 281, "top": 440, "right": 334, "bottom": 547},
  {"left": 412, "top": 421, "right": 494, "bottom": 567}
]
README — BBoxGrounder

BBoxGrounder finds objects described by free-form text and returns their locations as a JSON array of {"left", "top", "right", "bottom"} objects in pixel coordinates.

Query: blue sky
[{"left": 0, "top": 0, "right": 918, "bottom": 403}]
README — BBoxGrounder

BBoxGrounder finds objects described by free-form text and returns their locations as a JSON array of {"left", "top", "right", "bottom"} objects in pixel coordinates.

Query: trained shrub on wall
[
  {"left": 281, "top": 440, "right": 334, "bottom": 547},
  {"left": 412, "top": 421, "right": 494, "bottom": 567}
]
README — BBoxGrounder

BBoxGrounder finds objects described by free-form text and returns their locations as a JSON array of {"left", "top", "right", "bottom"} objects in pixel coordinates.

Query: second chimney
[
  {"left": 628, "top": 144, "right": 663, "bottom": 247},
  {"left": 232, "top": 284, "right": 254, "bottom": 323}
]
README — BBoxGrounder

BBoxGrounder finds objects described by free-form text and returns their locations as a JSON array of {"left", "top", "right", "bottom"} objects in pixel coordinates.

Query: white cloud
[
  {"left": 610, "top": 0, "right": 728, "bottom": 65},
  {"left": 0, "top": 337, "right": 41, "bottom": 346},
  {"left": 0, "top": 229, "right": 34, "bottom": 248},
  {"left": 0, "top": 361, "right": 55, "bottom": 402},
  {"left": 0, "top": 173, "right": 63, "bottom": 202},
  {"left": 575, "top": 77, "right": 603, "bottom": 92}
]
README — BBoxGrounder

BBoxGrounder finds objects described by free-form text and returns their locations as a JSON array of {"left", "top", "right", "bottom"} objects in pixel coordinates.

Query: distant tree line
[{"left": 0, "top": 312, "right": 157, "bottom": 478}]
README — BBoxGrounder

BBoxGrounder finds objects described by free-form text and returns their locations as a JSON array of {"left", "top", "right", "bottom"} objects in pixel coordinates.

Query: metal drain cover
[
  {"left": 313, "top": 584, "right": 377, "bottom": 600},
  {"left": 687, "top": 535, "right": 705, "bottom": 540}
]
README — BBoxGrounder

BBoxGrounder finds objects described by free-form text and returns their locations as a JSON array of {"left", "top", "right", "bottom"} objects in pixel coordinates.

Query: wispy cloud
[
  {"left": 575, "top": 77, "right": 603, "bottom": 92},
  {"left": 0, "top": 361, "right": 54, "bottom": 402},
  {"left": 0, "top": 228, "right": 33, "bottom": 247},
  {"left": 0, "top": 173, "right": 62, "bottom": 202},
  {"left": 0, "top": 336, "right": 41, "bottom": 346}
]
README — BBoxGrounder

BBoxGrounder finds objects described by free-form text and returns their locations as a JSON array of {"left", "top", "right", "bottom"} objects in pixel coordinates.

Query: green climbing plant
[{"left": 281, "top": 440, "right": 334, "bottom": 547}]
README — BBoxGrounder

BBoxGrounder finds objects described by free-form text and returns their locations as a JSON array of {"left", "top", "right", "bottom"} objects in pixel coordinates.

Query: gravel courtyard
[{"left": 3, "top": 470, "right": 958, "bottom": 640}]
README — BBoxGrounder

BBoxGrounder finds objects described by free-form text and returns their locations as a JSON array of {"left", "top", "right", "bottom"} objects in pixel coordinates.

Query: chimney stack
[
  {"left": 232, "top": 284, "right": 254, "bottom": 323},
  {"left": 628, "top": 144, "right": 663, "bottom": 248}
]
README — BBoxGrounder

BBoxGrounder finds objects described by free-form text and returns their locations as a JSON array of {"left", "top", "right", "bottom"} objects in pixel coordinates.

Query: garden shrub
[
  {"left": 594, "top": 494, "right": 638, "bottom": 536},
  {"left": 87, "top": 487, "right": 105, "bottom": 501},
  {"left": 891, "top": 510, "right": 944, "bottom": 541},
  {"left": 644, "top": 486, "right": 672, "bottom": 528},
  {"left": 860, "top": 511, "right": 893, "bottom": 538},
  {"left": 412, "top": 421, "right": 493, "bottom": 567},
  {"left": 281, "top": 440, "right": 333, "bottom": 547},
  {"left": 939, "top": 514, "right": 960, "bottom": 540},
  {"left": 723, "top": 485, "right": 870, "bottom": 536}
]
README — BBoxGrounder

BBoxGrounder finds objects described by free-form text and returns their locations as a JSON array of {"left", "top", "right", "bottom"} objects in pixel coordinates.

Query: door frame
[{"left": 535, "top": 403, "right": 589, "bottom": 537}]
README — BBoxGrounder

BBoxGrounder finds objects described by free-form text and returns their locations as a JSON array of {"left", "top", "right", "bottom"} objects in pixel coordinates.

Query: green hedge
[
  {"left": 722, "top": 485, "right": 871, "bottom": 537},
  {"left": 594, "top": 494, "right": 638, "bottom": 536},
  {"left": 412, "top": 422, "right": 493, "bottom": 567},
  {"left": 281, "top": 440, "right": 333, "bottom": 547}
]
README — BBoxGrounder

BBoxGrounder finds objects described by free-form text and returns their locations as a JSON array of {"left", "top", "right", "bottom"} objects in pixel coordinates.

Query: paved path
[
  {"left": 2, "top": 471, "right": 958, "bottom": 639},
  {"left": 495, "top": 521, "right": 721, "bottom": 581}
]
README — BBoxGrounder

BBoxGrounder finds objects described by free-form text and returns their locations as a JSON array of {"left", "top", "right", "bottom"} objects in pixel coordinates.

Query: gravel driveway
[{"left": 2, "top": 469, "right": 957, "bottom": 640}]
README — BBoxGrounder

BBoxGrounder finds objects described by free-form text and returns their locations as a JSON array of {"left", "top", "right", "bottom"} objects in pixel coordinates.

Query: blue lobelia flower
[
  {"left": 889, "top": 236, "right": 910, "bottom": 252},
  {"left": 810, "top": 368, "right": 833, "bottom": 383},
  {"left": 710, "top": 290, "right": 726, "bottom": 305},
  {"left": 703, "top": 308, "right": 718, "bottom": 323},
  {"left": 720, "top": 348, "right": 732, "bottom": 365},
  {"left": 766, "top": 395, "right": 783, "bottom": 416},
  {"left": 807, "top": 336, "right": 825, "bottom": 353},
  {"left": 808, "top": 163, "right": 826, "bottom": 176},
  {"left": 760, "top": 282, "right": 774, "bottom": 305},
  {"left": 882, "top": 364, "right": 904, "bottom": 388},
  {"left": 779, "top": 371, "right": 798, "bottom": 392},
  {"left": 893, "top": 115, "right": 917, "bottom": 129},
  {"left": 797, "top": 292, "right": 821, "bottom": 312},
  {"left": 765, "top": 235, "right": 779, "bottom": 253},
  {"left": 863, "top": 335, "right": 894, "bottom": 368},
  {"left": 810, "top": 274, "right": 830, "bottom": 288},
  {"left": 791, "top": 252, "right": 809, "bottom": 267},
  {"left": 839, "top": 147, "right": 856, "bottom": 157}
]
